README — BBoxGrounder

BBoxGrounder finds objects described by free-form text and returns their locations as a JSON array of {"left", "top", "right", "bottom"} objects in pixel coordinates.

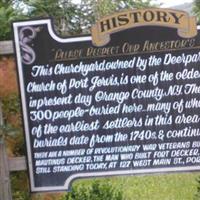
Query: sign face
[{"left": 13, "top": 9, "right": 200, "bottom": 192}]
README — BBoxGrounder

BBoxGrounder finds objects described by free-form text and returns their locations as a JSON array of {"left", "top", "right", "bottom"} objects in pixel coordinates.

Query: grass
[{"left": 71, "top": 172, "right": 200, "bottom": 200}]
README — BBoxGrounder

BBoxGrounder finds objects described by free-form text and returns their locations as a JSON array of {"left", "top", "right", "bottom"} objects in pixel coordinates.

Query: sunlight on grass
[{"left": 72, "top": 173, "right": 200, "bottom": 200}]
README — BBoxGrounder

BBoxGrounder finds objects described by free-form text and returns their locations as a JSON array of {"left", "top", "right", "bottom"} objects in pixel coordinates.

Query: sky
[{"left": 154, "top": 0, "right": 193, "bottom": 7}]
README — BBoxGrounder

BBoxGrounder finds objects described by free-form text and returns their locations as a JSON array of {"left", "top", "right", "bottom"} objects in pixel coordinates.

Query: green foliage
[
  {"left": 63, "top": 174, "right": 198, "bottom": 200},
  {"left": 194, "top": 177, "right": 200, "bottom": 200},
  {"left": 193, "top": 0, "right": 200, "bottom": 22},
  {"left": 21, "top": 0, "right": 157, "bottom": 36},
  {"left": 121, "top": 0, "right": 155, "bottom": 9},
  {"left": 0, "top": 123, "right": 19, "bottom": 138},
  {"left": 0, "top": 0, "right": 157, "bottom": 39},
  {"left": 23, "top": 0, "right": 83, "bottom": 35},
  {"left": 0, "top": 0, "right": 26, "bottom": 40},
  {"left": 79, "top": 0, "right": 156, "bottom": 33},
  {"left": 95, "top": 0, "right": 156, "bottom": 17},
  {"left": 11, "top": 171, "right": 30, "bottom": 200},
  {"left": 63, "top": 179, "right": 123, "bottom": 200},
  {"left": 1, "top": 94, "right": 21, "bottom": 120},
  {"left": 0, "top": 94, "right": 22, "bottom": 140}
]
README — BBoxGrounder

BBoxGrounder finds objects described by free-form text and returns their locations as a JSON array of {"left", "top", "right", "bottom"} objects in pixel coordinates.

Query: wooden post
[
  {"left": 0, "top": 42, "right": 27, "bottom": 200},
  {"left": 0, "top": 102, "right": 13, "bottom": 200},
  {"left": 0, "top": 41, "right": 13, "bottom": 55}
]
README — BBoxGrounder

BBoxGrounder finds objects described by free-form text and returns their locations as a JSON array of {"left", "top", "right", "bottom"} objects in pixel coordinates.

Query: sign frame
[{"left": 13, "top": 14, "right": 200, "bottom": 192}]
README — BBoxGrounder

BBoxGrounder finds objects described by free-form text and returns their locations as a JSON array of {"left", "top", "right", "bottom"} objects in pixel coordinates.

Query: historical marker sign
[{"left": 13, "top": 9, "right": 200, "bottom": 192}]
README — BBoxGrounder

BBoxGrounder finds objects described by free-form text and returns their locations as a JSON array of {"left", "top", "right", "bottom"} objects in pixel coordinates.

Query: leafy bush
[
  {"left": 62, "top": 179, "right": 123, "bottom": 200},
  {"left": 0, "top": 1, "right": 26, "bottom": 40},
  {"left": 11, "top": 171, "right": 30, "bottom": 200},
  {"left": 194, "top": 177, "right": 200, "bottom": 200}
]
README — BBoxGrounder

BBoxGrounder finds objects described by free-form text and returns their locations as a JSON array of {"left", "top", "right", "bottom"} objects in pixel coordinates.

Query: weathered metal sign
[{"left": 13, "top": 9, "right": 200, "bottom": 192}]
